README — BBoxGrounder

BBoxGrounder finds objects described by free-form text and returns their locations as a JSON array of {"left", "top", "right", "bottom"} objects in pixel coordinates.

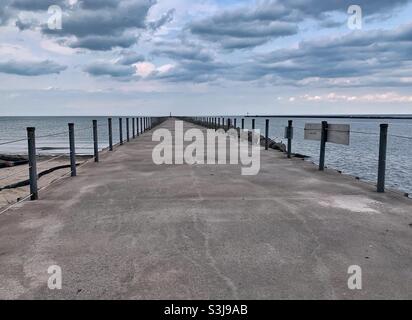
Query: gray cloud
[
  {"left": 67, "top": 34, "right": 137, "bottom": 51},
  {"left": 318, "top": 18, "right": 345, "bottom": 29},
  {"left": 189, "top": 4, "right": 298, "bottom": 50},
  {"left": 150, "top": 59, "right": 230, "bottom": 83},
  {"left": 189, "top": 0, "right": 412, "bottom": 50},
  {"left": 79, "top": 0, "right": 119, "bottom": 9},
  {"left": 148, "top": 8, "right": 175, "bottom": 31},
  {"left": 42, "top": 1, "right": 154, "bottom": 38},
  {"left": 152, "top": 41, "right": 214, "bottom": 62},
  {"left": 277, "top": 0, "right": 411, "bottom": 17},
  {"left": 149, "top": 39, "right": 225, "bottom": 82},
  {"left": 3, "top": 0, "right": 412, "bottom": 89},
  {"left": 39, "top": 0, "right": 176, "bottom": 51},
  {"left": 214, "top": 37, "right": 274, "bottom": 50},
  {"left": 9, "top": 0, "right": 124, "bottom": 11},
  {"left": 15, "top": 18, "right": 35, "bottom": 31},
  {"left": 0, "top": 3, "right": 12, "bottom": 26},
  {"left": 83, "top": 62, "right": 136, "bottom": 77},
  {"left": 151, "top": 22, "right": 412, "bottom": 88},
  {"left": 32, "top": 0, "right": 169, "bottom": 51},
  {"left": 83, "top": 48, "right": 146, "bottom": 78},
  {"left": 116, "top": 51, "right": 145, "bottom": 65},
  {"left": 245, "top": 23, "right": 412, "bottom": 85},
  {"left": 0, "top": 60, "right": 67, "bottom": 76},
  {"left": 10, "top": 0, "right": 66, "bottom": 11}
]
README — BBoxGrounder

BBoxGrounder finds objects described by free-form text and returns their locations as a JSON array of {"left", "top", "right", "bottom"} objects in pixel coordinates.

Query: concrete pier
[{"left": 0, "top": 118, "right": 411, "bottom": 299}]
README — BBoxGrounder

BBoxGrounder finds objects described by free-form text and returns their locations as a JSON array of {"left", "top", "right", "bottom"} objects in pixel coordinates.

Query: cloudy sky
[{"left": 0, "top": 0, "right": 412, "bottom": 116}]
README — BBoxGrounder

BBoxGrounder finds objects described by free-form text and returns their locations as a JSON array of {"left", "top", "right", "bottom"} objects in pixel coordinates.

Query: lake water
[
  {"left": 1, "top": 116, "right": 412, "bottom": 195},
  {"left": 0, "top": 116, "right": 127, "bottom": 156}
]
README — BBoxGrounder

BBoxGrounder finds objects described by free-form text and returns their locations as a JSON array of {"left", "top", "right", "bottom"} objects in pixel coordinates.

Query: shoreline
[{"left": 0, "top": 154, "right": 92, "bottom": 210}]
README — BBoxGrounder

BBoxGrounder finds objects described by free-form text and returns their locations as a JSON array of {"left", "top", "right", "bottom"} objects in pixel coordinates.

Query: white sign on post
[
  {"left": 328, "top": 124, "right": 350, "bottom": 145},
  {"left": 304, "top": 123, "right": 322, "bottom": 141},
  {"left": 304, "top": 123, "right": 350, "bottom": 145}
]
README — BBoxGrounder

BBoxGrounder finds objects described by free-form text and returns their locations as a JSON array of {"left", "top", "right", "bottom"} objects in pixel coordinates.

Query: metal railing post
[
  {"left": 377, "top": 123, "right": 388, "bottom": 193},
  {"left": 265, "top": 119, "right": 269, "bottom": 150},
  {"left": 234, "top": 118, "right": 237, "bottom": 129},
  {"left": 140, "top": 118, "right": 143, "bottom": 134},
  {"left": 93, "top": 120, "right": 99, "bottom": 162},
  {"left": 119, "top": 118, "right": 123, "bottom": 145},
  {"left": 126, "top": 117, "right": 130, "bottom": 142},
  {"left": 287, "top": 120, "right": 293, "bottom": 158},
  {"left": 137, "top": 117, "right": 140, "bottom": 136},
  {"left": 108, "top": 118, "right": 113, "bottom": 151},
  {"left": 68, "top": 123, "right": 76, "bottom": 176},
  {"left": 252, "top": 119, "right": 255, "bottom": 131},
  {"left": 132, "top": 118, "right": 135, "bottom": 139},
  {"left": 319, "top": 121, "right": 328, "bottom": 171},
  {"left": 27, "top": 127, "right": 38, "bottom": 200},
  {"left": 242, "top": 118, "right": 245, "bottom": 130}
]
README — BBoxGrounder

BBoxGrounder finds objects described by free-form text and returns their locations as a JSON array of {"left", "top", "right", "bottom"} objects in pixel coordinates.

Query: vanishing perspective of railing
[
  {"left": 0, "top": 116, "right": 163, "bottom": 214},
  {"left": 190, "top": 116, "right": 412, "bottom": 196},
  {"left": 2, "top": 115, "right": 410, "bottom": 215}
]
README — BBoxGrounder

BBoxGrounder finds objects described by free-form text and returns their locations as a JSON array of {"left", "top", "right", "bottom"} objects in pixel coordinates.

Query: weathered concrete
[{"left": 0, "top": 118, "right": 411, "bottom": 300}]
